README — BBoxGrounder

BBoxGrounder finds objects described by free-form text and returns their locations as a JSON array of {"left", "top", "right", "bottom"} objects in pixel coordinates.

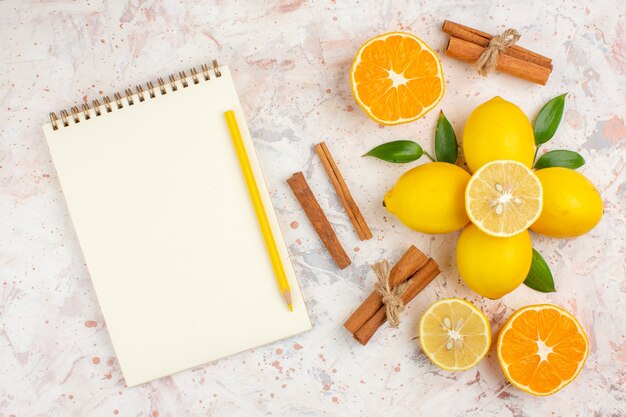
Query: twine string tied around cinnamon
[
  {"left": 475, "top": 28, "right": 521, "bottom": 76},
  {"left": 372, "top": 260, "right": 407, "bottom": 327}
]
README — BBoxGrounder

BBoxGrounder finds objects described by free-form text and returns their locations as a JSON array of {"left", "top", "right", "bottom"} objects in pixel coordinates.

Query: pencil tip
[
  {"left": 283, "top": 289, "right": 292, "bottom": 306},
  {"left": 288, "top": 303, "right": 293, "bottom": 312}
]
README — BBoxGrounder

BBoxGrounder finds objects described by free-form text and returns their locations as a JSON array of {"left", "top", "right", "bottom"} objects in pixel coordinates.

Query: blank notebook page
[{"left": 43, "top": 66, "right": 311, "bottom": 387}]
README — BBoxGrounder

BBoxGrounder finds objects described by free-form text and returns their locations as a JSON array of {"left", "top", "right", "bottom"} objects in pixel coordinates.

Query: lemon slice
[
  {"left": 465, "top": 160, "right": 543, "bottom": 237},
  {"left": 419, "top": 298, "right": 491, "bottom": 371}
]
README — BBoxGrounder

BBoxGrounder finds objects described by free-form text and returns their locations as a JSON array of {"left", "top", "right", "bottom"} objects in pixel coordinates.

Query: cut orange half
[
  {"left": 419, "top": 298, "right": 491, "bottom": 371},
  {"left": 497, "top": 304, "right": 589, "bottom": 396},
  {"left": 465, "top": 160, "right": 543, "bottom": 237},
  {"left": 350, "top": 32, "right": 445, "bottom": 125}
]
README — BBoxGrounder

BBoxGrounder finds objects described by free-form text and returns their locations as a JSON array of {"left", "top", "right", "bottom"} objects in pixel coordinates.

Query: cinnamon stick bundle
[
  {"left": 442, "top": 20, "right": 552, "bottom": 69},
  {"left": 345, "top": 246, "right": 440, "bottom": 345},
  {"left": 442, "top": 20, "right": 552, "bottom": 85},
  {"left": 344, "top": 245, "right": 427, "bottom": 333},
  {"left": 353, "top": 260, "right": 440, "bottom": 345}
]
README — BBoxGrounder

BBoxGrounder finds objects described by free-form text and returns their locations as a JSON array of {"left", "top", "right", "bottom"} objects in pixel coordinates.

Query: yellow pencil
[{"left": 224, "top": 110, "right": 293, "bottom": 312}]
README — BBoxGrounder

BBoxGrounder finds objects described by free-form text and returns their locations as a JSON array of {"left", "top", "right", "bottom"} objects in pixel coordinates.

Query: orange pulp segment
[
  {"left": 350, "top": 32, "right": 444, "bottom": 125},
  {"left": 497, "top": 304, "right": 589, "bottom": 396}
]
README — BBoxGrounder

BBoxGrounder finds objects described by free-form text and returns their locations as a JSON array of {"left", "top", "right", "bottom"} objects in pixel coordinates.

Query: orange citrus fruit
[
  {"left": 497, "top": 304, "right": 589, "bottom": 396},
  {"left": 350, "top": 32, "right": 445, "bottom": 125}
]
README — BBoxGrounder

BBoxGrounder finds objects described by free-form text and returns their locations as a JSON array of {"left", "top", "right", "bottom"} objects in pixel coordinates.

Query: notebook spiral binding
[{"left": 49, "top": 60, "right": 222, "bottom": 131}]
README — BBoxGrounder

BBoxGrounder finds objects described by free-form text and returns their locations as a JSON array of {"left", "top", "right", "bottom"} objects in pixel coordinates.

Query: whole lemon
[
  {"left": 384, "top": 162, "right": 470, "bottom": 234},
  {"left": 530, "top": 167, "right": 603, "bottom": 237},
  {"left": 463, "top": 97, "right": 535, "bottom": 173},
  {"left": 457, "top": 224, "right": 532, "bottom": 299}
]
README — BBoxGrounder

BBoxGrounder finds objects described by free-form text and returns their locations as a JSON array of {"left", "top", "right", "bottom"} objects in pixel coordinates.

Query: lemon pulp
[
  {"left": 419, "top": 298, "right": 491, "bottom": 371},
  {"left": 465, "top": 160, "right": 542, "bottom": 237}
]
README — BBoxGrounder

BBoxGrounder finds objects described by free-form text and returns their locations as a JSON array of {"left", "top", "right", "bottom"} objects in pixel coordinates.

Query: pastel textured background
[{"left": 1, "top": 0, "right": 624, "bottom": 416}]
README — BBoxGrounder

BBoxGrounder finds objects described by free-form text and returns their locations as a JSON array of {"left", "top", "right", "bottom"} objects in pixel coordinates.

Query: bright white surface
[{"left": 1, "top": 0, "right": 624, "bottom": 416}]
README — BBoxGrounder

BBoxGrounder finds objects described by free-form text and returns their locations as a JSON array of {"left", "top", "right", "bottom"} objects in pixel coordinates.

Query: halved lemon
[
  {"left": 465, "top": 160, "right": 543, "bottom": 237},
  {"left": 350, "top": 32, "right": 445, "bottom": 125},
  {"left": 419, "top": 298, "right": 491, "bottom": 371}
]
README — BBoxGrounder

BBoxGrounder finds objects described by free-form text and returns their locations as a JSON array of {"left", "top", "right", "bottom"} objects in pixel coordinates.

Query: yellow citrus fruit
[
  {"left": 530, "top": 167, "right": 603, "bottom": 237},
  {"left": 462, "top": 97, "right": 535, "bottom": 173},
  {"left": 350, "top": 32, "right": 445, "bottom": 125},
  {"left": 384, "top": 162, "right": 470, "bottom": 234},
  {"left": 497, "top": 304, "right": 589, "bottom": 396},
  {"left": 419, "top": 298, "right": 491, "bottom": 371},
  {"left": 465, "top": 160, "right": 543, "bottom": 237},
  {"left": 456, "top": 224, "right": 532, "bottom": 299}
]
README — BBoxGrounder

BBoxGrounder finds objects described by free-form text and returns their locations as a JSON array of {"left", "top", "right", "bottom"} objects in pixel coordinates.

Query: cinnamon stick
[
  {"left": 343, "top": 246, "right": 428, "bottom": 333},
  {"left": 442, "top": 20, "right": 552, "bottom": 70},
  {"left": 287, "top": 172, "right": 351, "bottom": 269},
  {"left": 445, "top": 36, "right": 551, "bottom": 85},
  {"left": 314, "top": 142, "right": 372, "bottom": 241},
  {"left": 353, "top": 259, "right": 440, "bottom": 346}
]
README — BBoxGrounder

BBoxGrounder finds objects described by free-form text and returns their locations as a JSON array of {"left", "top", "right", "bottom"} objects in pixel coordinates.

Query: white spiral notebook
[{"left": 43, "top": 61, "right": 311, "bottom": 386}]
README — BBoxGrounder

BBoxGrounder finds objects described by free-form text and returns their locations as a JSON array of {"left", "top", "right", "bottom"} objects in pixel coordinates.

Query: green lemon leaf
[
  {"left": 535, "top": 150, "right": 585, "bottom": 170},
  {"left": 434, "top": 111, "right": 458, "bottom": 164},
  {"left": 363, "top": 140, "right": 423, "bottom": 163},
  {"left": 523, "top": 249, "right": 556, "bottom": 293},
  {"left": 534, "top": 93, "right": 567, "bottom": 145}
]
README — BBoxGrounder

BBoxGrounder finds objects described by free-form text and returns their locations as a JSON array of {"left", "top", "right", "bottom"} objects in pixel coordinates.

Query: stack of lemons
[{"left": 384, "top": 97, "right": 603, "bottom": 299}]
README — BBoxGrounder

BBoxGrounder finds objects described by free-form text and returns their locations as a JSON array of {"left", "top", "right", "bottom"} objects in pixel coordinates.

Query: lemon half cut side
[
  {"left": 465, "top": 160, "right": 543, "bottom": 237},
  {"left": 419, "top": 298, "right": 491, "bottom": 371}
]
